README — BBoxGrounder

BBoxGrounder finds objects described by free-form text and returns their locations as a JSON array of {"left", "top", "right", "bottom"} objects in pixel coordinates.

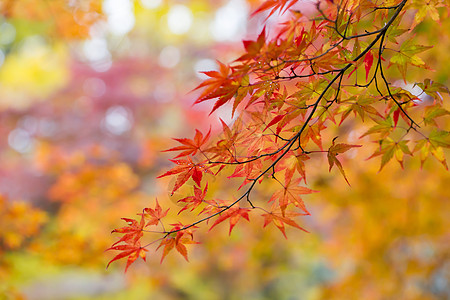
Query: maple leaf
[
  {"left": 263, "top": 113, "right": 286, "bottom": 132},
  {"left": 206, "top": 118, "right": 247, "bottom": 163},
  {"left": 423, "top": 105, "right": 450, "bottom": 126},
  {"left": 338, "top": 94, "right": 381, "bottom": 124},
  {"left": 272, "top": 109, "right": 303, "bottom": 137},
  {"left": 194, "top": 61, "right": 232, "bottom": 100},
  {"left": 364, "top": 51, "right": 374, "bottom": 81},
  {"left": 313, "top": 50, "right": 348, "bottom": 72},
  {"left": 368, "top": 138, "right": 412, "bottom": 170},
  {"left": 245, "top": 131, "right": 278, "bottom": 159},
  {"left": 110, "top": 215, "right": 146, "bottom": 247},
  {"left": 299, "top": 122, "right": 327, "bottom": 150},
  {"left": 389, "top": 39, "right": 432, "bottom": 81},
  {"left": 414, "top": 137, "right": 449, "bottom": 170},
  {"left": 269, "top": 179, "right": 316, "bottom": 215},
  {"left": 163, "top": 129, "right": 211, "bottom": 158},
  {"left": 157, "top": 157, "right": 212, "bottom": 194},
  {"left": 209, "top": 206, "right": 251, "bottom": 235},
  {"left": 193, "top": 61, "right": 244, "bottom": 114},
  {"left": 262, "top": 211, "right": 309, "bottom": 238},
  {"left": 412, "top": 129, "right": 450, "bottom": 170},
  {"left": 415, "top": 79, "right": 450, "bottom": 104},
  {"left": 158, "top": 223, "right": 199, "bottom": 263},
  {"left": 410, "top": 0, "right": 442, "bottom": 29},
  {"left": 360, "top": 116, "right": 394, "bottom": 139},
  {"left": 228, "top": 160, "right": 264, "bottom": 189},
  {"left": 278, "top": 152, "right": 310, "bottom": 185},
  {"left": 429, "top": 146, "right": 448, "bottom": 170},
  {"left": 177, "top": 184, "right": 208, "bottom": 214},
  {"left": 327, "top": 140, "right": 362, "bottom": 185},
  {"left": 429, "top": 129, "right": 450, "bottom": 148},
  {"left": 238, "top": 27, "right": 266, "bottom": 61},
  {"left": 385, "top": 20, "right": 408, "bottom": 44},
  {"left": 143, "top": 199, "right": 169, "bottom": 226},
  {"left": 392, "top": 108, "right": 401, "bottom": 127},
  {"left": 251, "top": 0, "right": 297, "bottom": 19},
  {"left": 106, "top": 243, "right": 148, "bottom": 272}
]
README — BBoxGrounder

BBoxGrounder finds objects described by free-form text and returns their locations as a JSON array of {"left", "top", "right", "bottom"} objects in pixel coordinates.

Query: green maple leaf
[{"left": 390, "top": 39, "right": 432, "bottom": 80}]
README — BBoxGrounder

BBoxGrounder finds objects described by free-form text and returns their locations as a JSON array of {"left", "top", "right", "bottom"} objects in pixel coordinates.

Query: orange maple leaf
[
  {"left": 143, "top": 199, "right": 169, "bottom": 226},
  {"left": 209, "top": 206, "right": 251, "bottom": 235},
  {"left": 158, "top": 223, "right": 199, "bottom": 263},
  {"left": 277, "top": 151, "right": 310, "bottom": 184},
  {"left": 327, "top": 140, "right": 362, "bottom": 185},
  {"left": 269, "top": 179, "right": 317, "bottom": 215},
  {"left": 262, "top": 211, "right": 309, "bottom": 238}
]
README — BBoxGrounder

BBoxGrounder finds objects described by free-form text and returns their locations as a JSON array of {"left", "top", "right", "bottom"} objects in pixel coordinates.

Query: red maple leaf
[
  {"left": 364, "top": 51, "right": 374, "bottom": 81},
  {"left": 110, "top": 215, "right": 146, "bottom": 247},
  {"left": 177, "top": 184, "right": 208, "bottom": 214},
  {"left": 163, "top": 129, "right": 211, "bottom": 158},
  {"left": 193, "top": 61, "right": 241, "bottom": 114},
  {"left": 106, "top": 242, "right": 148, "bottom": 272},
  {"left": 238, "top": 27, "right": 266, "bottom": 61},
  {"left": 269, "top": 179, "right": 317, "bottom": 215},
  {"left": 194, "top": 61, "right": 231, "bottom": 99},
  {"left": 157, "top": 157, "right": 213, "bottom": 194},
  {"left": 277, "top": 151, "right": 310, "bottom": 184},
  {"left": 251, "top": 0, "right": 297, "bottom": 19}
]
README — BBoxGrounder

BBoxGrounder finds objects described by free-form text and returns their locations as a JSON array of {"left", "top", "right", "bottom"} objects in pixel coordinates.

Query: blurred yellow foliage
[
  {"left": 0, "top": 196, "right": 47, "bottom": 250},
  {"left": 0, "top": 42, "right": 69, "bottom": 109},
  {"left": 49, "top": 162, "right": 140, "bottom": 203}
]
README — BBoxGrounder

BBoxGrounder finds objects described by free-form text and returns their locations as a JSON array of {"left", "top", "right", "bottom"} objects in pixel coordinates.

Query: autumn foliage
[{"left": 107, "top": 0, "right": 450, "bottom": 272}]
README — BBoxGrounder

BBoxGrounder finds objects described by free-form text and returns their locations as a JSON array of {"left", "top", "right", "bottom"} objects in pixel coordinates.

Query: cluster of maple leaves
[{"left": 108, "top": 0, "right": 450, "bottom": 270}]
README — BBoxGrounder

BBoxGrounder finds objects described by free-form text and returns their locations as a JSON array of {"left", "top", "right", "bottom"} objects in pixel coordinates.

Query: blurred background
[{"left": 0, "top": 0, "right": 449, "bottom": 299}]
